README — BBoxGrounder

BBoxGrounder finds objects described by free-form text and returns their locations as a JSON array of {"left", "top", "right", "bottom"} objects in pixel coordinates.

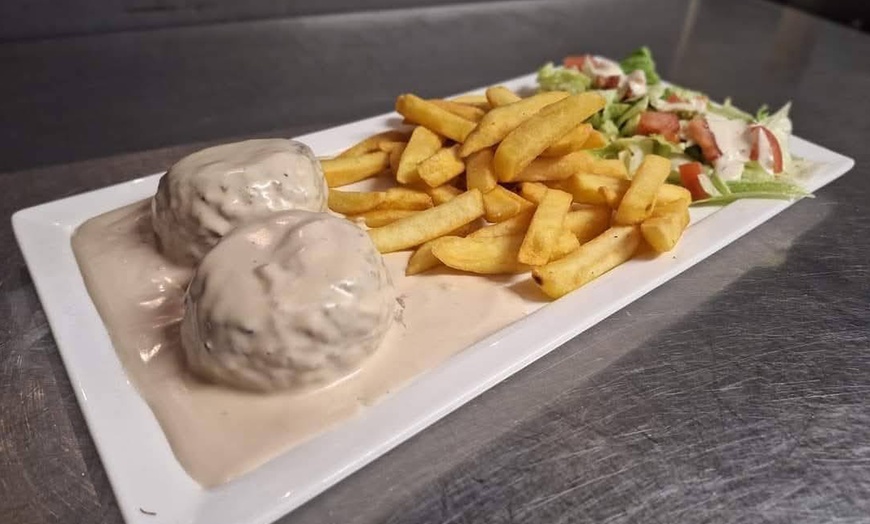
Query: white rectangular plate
[{"left": 12, "top": 73, "right": 855, "bottom": 524}]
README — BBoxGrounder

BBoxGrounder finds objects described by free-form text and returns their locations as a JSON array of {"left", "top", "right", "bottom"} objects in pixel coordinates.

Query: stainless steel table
[{"left": 2, "top": 0, "right": 868, "bottom": 522}]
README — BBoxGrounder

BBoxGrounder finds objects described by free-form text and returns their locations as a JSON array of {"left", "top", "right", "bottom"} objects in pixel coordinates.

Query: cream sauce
[
  {"left": 72, "top": 200, "right": 532, "bottom": 487},
  {"left": 706, "top": 114, "right": 751, "bottom": 181}
]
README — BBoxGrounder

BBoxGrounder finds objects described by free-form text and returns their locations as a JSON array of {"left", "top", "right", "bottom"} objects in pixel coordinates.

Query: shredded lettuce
[
  {"left": 537, "top": 63, "right": 591, "bottom": 94},
  {"left": 754, "top": 104, "right": 770, "bottom": 121},
  {"left": 708, "top": 98, "right": 754, "bottom": 122},
  {"left": 620, "top": 46, "right": 660, "bottom": 84}
]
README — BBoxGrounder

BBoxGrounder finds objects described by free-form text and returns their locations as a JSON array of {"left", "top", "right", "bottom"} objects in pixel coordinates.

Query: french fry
[
  {"left": 512, "top": 151, "right": 594, "bottom": 182},
  {"left": 519, "top": 182, "right": 549, "bottom": 204},
  {"left": 450, "top": 94, "right": 491, "bottom": 110},
  {"left": 328, "top": 189, "right": 387, "bottom": 215},
  {"left": 518, "top": 189, "right": 573, "bottom": 265},
  {"left": 429, "top": 99, "right": 486, "bottom": 122},
  {"left": 337, "top": 130, "right": 409, "bottom": 158},
  {"left": 357, "top": 209, "right": 419, "bottom": 228},
  {"left": 493, "top": 92, "right": 607, "bottom": 182},
  {"left": 395, "top": 94, "right": 476, "bottom": 143},
  {"left": 426, "top": 184, "right": 463, "bottom": 205},
  {"left": 377, "top": 187, "right": 433, "bottom": 210},
  {"left": 551, "top": 230, "right": 581, "bottom": 261},
  {"left": 368, "top": 189, "right": 485, "bottom": 253},
  {"left": 566, "top": 151, "right": 628, "bottom": 179},
  {"left": 562, "top": 173, "right": 631, "bottom": 206},
  {"left": 564, "top": 206, "right": 611, "bottom": 243},
  {"left": 656, "top": 183, "right": 692, "bottom": 207},
  {"left": 389, "top": 143, "right": 406, "bottom": 177},
  {"left": 378, "top": 140, "right": 407, "bottom": 153},
  {"left": 614, "top": 155, "right": 672, "bottom": 225},
  {"left": 485, "top": 86, "right": 522, "bottom": 107},
  {"left": 465, "top": 149, "right": 498, "bottom": 193},
  {"left": 592, "top": 159, "right": 629, "bottom": 178},
  {"left": 468, "top": 210, "right": 533, "bottom": 238},
  {"left": 322, "top": 151, "right": 390, "bottom": 187},
  {"left": 432, "top": 230, "right": 578, "bottom": 275},
  {"left": 406, "top": 238, "right": 448, "bottom": 275},
  {"left": 482, "top": 185, "right": 534, "bottom": 223},
  {"left": 532, "top": 225, "right": 641, "bottom": 298},
  {"left": 642, "top": 203, "right": 690, "bottom": 252},
  {"left": 433, "top": 235, "right": 530, "bottom": 274},
  {"left": 396, "top": 126, "right": 443, "bottom": 184},
  {"left": 460, "top": 91, "right": 569, "bottom": 157},
  {"left": 418, "top": 145, "right": 465, "bottom": 188},
  {"left": 581, "top": 129, "right": 608, "bottom": 149},
  {"left": 541, "top": 124, "right": 593, "bottom": 157},
  {"left": 468, "top": 209, "right": 535, "bottom": 238}
]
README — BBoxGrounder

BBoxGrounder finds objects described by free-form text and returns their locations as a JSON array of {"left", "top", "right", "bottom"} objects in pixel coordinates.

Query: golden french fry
[
  {"left": 429, "top": 99, "right": 486, "bottom": 122},
  {"left": 485, "top": 86, "right": 522, "bottom": 107},
  {"left": 564, "top": 206, "right": 611, "bottom": 243},
  {"left": 328, "top": 189, "right": 387, "bottom": 215},
  {"left": 337, "top": 130, "right": 409, "bottom": 158},
  {"left": 426, "top": 185, "right": 463, "bottom": 205},
  {"left": 512, "top": 151, "right": 594, "bottom": 182},
  {"left": 406, "top": 238, "right": 448, "bottom": 275},
  {"left": 396, "top": 126, "right": 443, "bottom": 184},
  {"left": 459, "top": 91, "right": 569, "bottom": 157},
  {"left": 581, "top": 129, "right": 608, "bottom": 149},
  {"left": 418, "top": 145, "right": 465, "bottom": 188},
  {"left": 395, "top": 94, "right": 476, "bottom": 143},
  {"left": 469, "top": 209, "right": 533, "bottom": 238},
  {"left": 642, "top": 204, "right": 690, "bottom": 252},
  {"left": 551, "top": 230, "right": 581, "bottom": 261},
  {"left": 542, "top": 124, "right": 593, "bottom": 157},
  {"left": 482, "top": 185, "right": 535, "bottom": 223},
  {"left": 493, "top": 92, "right": 607, "bottom": 182},
  {"left": 518, "top": 189, "right": 573, "bottom": 265},
  {"left": 614, "top": 155, "right": 672, "bottom": 225},
  {"left": 532, "top": 225, "right": 641, "bottom": 298},
  {"left": 519, "top": 182, "right": 549, "bottom": 204},
  {"left": 426, "top": 184, "right": 463, "bottom": 205},
  {"left": 465, "top": 149, "right": 498, "bottom": 193},
  {"left": 562, "top": 173, "right": 631, "bottom": 206},
  {"left": 377, "top": 187, "right": 433, "bottom": 210},
  {"left": 559, "top": 150, "right": 627, "bottom": 179},
  {"left": 433, "top": 235, "right": 530, "bottom": 274},
  {"left": 378, "top": 140, "right": 407, "bottom": 153},
  {"left": 322, "top": 151, "right": 390, "bottom": 188},
  {"left": 450, "top": 94, "right": 491, "bottom": 110},
  {"left": 592, "top": 159, "right": 629, "bottom": 178},
  {"left": 656, "top": 183, "right": 692, "bottom": 207},
  {"left": 357, "top": 209, "right": 419, "bottom": 228},
  {"left": 368, "top": 189, "right": 484, "bottom": 253},
  {"left": 389, "top": 143, "right": 406, "bottom": 177}
]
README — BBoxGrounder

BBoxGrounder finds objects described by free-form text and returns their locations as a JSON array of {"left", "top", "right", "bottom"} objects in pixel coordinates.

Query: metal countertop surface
[{"left": 1, "top": 0, "right": 868, "bottom": 522}]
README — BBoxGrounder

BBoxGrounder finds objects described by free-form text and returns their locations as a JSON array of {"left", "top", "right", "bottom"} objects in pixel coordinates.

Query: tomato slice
[
  {"left": 686, "top": 117, "right": 722, "bottom": 162},
  {"left": 749, "top": 125, "right": 783, "bottom": 173},
  {"left": 636, "top": 111, "right": 680, "bottom": 142},
  {"left": 563, "top": 55, "right": 589, "bottom": 70},
  {"left": 679, "top": 162, "right": 709, "bottom": 201},
  {"left": 666, "top": 93, "right": 683, "bottom": 103}
]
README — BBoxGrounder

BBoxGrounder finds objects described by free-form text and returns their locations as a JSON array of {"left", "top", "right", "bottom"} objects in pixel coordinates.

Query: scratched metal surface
[{"left": 1, "top": 0, "right": 869, "bottom": 523}]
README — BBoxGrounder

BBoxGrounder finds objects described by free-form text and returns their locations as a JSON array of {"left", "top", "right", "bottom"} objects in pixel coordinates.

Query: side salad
[{"left": 537, "top": 47, "right": 811, "bottom": 205}]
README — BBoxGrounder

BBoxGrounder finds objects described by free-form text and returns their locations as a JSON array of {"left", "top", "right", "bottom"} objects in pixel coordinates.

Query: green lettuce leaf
[
  {"left": 537, "top": 63, "right": 592, "bottom": 94},
  {"left": 620, "top": 46, "right": 661, "bottom": 84}
]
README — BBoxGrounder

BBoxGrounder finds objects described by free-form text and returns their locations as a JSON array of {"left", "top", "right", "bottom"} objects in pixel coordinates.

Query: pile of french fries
[{"left": 319, "top": 86, "right": 692, "bottom": 299}]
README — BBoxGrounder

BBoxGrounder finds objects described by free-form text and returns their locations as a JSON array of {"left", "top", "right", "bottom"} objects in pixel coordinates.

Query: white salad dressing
[
  {"left": 754, "top": 127, "right": 776, "bottom": 174},
  {"left": 706, "top": 114, "right": 752, "bottom": 181},
  {"left": 72, "top": 200, "right": 534, "bottom": 487}
]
